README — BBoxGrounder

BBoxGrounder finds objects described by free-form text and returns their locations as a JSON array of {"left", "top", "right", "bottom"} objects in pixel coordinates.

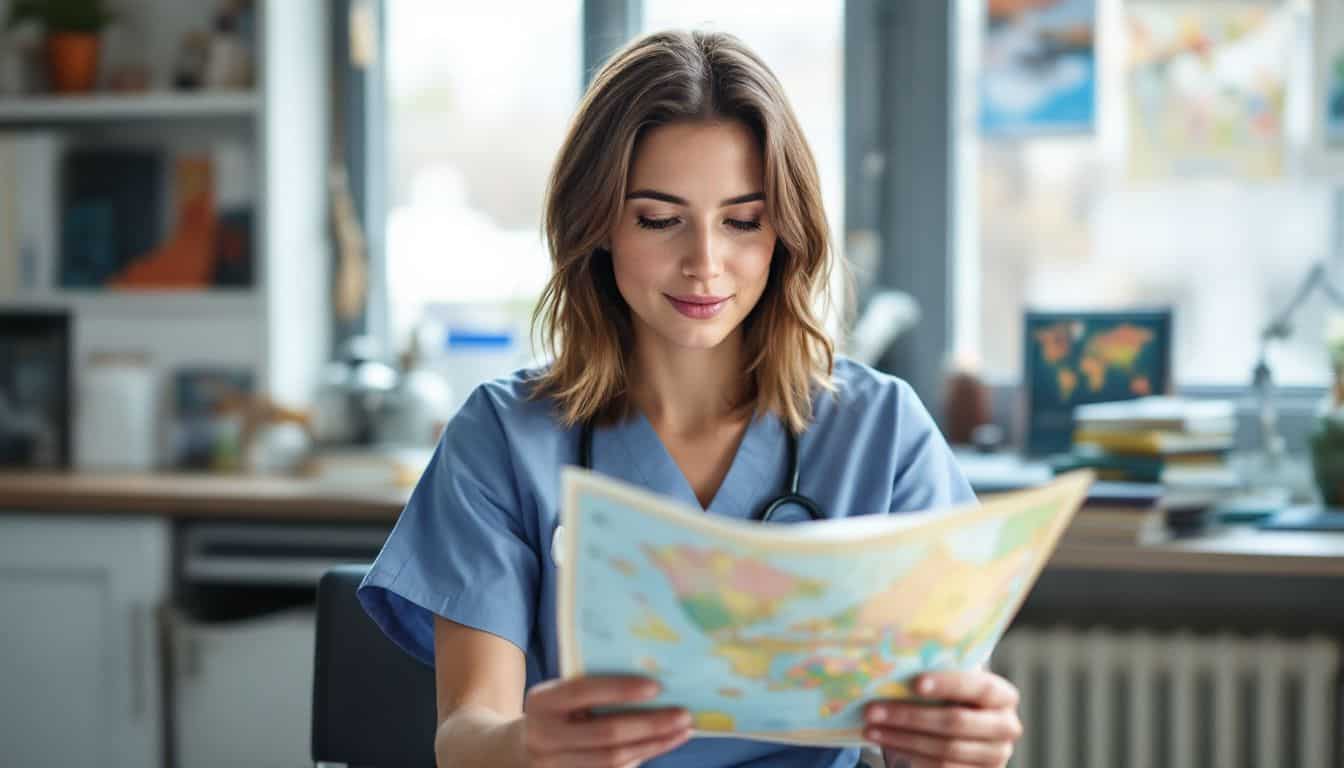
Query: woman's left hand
[{"left": 862, "top": 669, "right": 1022, "bottom": 768}]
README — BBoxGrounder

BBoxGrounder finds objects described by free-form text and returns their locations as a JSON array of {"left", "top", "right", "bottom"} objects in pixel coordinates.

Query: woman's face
[{"left": 609, "top": 120, "right": 775, "bottom": 353}]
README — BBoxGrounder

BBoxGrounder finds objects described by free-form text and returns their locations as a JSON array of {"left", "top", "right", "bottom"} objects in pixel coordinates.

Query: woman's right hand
[{"left": 521, "top": 675, "right": 693, "bottom": 767}]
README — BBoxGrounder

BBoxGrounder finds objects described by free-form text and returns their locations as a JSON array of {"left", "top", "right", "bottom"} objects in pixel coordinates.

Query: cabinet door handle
[{"left": 129, "top": 601, "right": 146, "bottom": 718}]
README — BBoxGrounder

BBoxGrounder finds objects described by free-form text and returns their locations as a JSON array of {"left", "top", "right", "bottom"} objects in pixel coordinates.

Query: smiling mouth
[{"left": 665, "top": 294, "right": 732, "bottom": 319}]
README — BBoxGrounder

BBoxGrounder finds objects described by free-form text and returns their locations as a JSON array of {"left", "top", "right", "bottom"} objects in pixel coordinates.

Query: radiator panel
[{"left": 992, "top": 627, "right": 1341, "bottom": 768}]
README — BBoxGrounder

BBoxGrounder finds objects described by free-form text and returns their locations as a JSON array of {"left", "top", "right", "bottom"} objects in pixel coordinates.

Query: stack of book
[
  {"left": 1061, "top": 481, "right": 1166, "bottom": 545},
  {"left": 1058, "top": 396, "right": 1238, "bottom": 487}
]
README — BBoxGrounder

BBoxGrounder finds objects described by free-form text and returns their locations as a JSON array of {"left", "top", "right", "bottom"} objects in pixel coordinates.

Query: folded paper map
[{"left": 557, "top": 468, "right": 1094, "bottom": 746}]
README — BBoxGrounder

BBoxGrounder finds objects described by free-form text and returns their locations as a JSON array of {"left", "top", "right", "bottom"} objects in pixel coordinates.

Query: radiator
[{"left": 991, "top": 627, "right": 1342, "bottom": 768}]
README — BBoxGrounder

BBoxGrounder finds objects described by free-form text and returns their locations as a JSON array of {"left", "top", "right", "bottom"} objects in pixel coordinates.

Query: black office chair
[{"left": 312, "top": 564, "right": 437, "bottom": 767}]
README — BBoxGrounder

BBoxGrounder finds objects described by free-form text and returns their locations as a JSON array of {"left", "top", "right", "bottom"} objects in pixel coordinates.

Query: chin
[{"left": 655, "top": 320, "right": 737, "bottom": 351}]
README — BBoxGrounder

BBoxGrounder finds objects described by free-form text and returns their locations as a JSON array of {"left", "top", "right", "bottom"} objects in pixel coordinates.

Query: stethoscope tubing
[{"left": 577, "top": 420, "right": 824, "bottom": 522}]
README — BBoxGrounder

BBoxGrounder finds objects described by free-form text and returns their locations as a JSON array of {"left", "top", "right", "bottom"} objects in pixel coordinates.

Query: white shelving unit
[
  {"left": 0, "top": 91, "right": 258, "bottom": 122},
  {"left": 0, "top": 0, "right": 330, "bottom": 446}
]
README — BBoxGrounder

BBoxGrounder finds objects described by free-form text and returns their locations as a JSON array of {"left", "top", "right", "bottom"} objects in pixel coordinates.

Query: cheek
[
  {"left": 610, "top": 238, "right": 669, "bottom": 294},
  {"left": 736, "top": 240, "right": 775, "bottom": 289}
]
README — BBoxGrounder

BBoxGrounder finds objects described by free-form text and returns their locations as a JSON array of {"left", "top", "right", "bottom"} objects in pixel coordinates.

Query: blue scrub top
[{"left": 358, "top": 357, "right": 976, "bottom": 768}]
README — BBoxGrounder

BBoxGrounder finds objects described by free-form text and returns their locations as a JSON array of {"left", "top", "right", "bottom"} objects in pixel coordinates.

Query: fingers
[
  {"left": 899, "top": 757, "right": 993, "bottom": 768},
  {"left": 523, "top": 678, "right": 693, "bottom": 767},
  {"left": 535, "top": 728, "right": 692, "bottom": 768},
  {"left": 909, "top": 671, "right": 1020, "bottom": 709},
  {"left": 869, "top": 728, "right": 1014, "bottom": 766},
  {"left": 863, "top": 672, "right": 1021, "bottom": 767},
  {"left": 865, "top": 702, "right": 1022, "bottom": 741},
  {"left": 545, "top": 707, "right": 691, "bottom": 750},
  {"left": 526, "top": 675, "right": 659, "bottom": 715}
]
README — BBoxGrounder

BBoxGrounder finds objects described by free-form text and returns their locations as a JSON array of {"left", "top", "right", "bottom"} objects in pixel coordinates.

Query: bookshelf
[{"left": 0, "top": 0, "right": 329, "bottom": 421}]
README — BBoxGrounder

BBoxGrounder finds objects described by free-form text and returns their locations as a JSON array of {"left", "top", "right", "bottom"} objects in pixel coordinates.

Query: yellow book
[{"left": 1073, "top": 429, "right": 1234, "bottom": 455}]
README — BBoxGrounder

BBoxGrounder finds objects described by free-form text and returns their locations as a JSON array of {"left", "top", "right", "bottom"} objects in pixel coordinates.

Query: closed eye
[
  {"left": 727, "top": 219, "right": 762, "bottom": 232},
  {"left": 636, "top": 216, "right": 679, "bottom": 230}
]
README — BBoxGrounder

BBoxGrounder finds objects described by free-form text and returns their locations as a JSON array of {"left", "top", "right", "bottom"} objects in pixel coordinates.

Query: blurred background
[{"left": 1, "top": 1, "right": 1342, "bottom": 766}]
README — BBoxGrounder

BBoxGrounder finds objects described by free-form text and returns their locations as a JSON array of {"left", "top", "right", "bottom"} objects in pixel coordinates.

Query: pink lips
[{"left": 666, "top": 293, "right": 731, "bottom": 319}]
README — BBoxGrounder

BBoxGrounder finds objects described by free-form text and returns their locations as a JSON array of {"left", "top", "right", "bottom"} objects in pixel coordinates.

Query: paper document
[{"left": 557, "top": 468, "right": 1094, "bottom": 746}]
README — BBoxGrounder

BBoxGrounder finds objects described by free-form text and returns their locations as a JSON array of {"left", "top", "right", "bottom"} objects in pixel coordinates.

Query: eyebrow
[{"left": 625, "top": 189, "right": 765, "bottom": 207}]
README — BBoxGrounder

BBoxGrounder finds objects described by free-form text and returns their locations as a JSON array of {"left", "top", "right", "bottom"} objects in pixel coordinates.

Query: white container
[
  {"left": 77, "top": 351, "right": 157, "bottom": 470},
  {"left": 418, "top": 302, "right": 530, "bottom": 416}
]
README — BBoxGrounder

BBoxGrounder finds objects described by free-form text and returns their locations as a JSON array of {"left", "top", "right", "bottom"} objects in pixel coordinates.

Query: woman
[{"left": 358, "top": 29, "right": 1023, "bottom": 768}]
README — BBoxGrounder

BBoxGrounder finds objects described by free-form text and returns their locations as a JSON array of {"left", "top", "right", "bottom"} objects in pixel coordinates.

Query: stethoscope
[{"left": 577, "top": 420, "right": 825, "bottom": 522}]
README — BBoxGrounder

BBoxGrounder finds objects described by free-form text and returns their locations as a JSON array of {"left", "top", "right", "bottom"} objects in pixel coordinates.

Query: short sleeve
[
  {"left": 889, "top": 379, "right": 977, "bottom": 513},
  {"left": 357, "top": 385, "right": 540, "bottom": 666}
]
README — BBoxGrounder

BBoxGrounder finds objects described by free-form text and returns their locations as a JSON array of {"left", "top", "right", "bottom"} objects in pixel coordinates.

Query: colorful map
[
  {"left": 1025, "top": 312, "right": 1170, "bottom": 455},
  {"left": 558, "top": 468, "right": 1093, "bottom": 745},
  {"left": 1033, "top": 321, "right": 1156, "bottom": 401}
]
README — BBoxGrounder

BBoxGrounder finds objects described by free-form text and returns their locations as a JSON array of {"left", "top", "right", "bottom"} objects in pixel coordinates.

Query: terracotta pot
[{"left": 44, "top": 32, "right": 100, "bottom": 93}]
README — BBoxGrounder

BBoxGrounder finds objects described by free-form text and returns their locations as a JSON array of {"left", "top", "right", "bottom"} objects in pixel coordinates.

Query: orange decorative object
[
  {"left": 44, "top": 33, "right": 101, "bottom": 93},
  {"left": 111, "top": 155, "right": 219, "bottom": 289}
]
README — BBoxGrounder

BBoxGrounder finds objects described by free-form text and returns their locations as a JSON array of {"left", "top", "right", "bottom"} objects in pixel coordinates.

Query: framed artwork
[
  {"left": 1022, "top": 308, "right": 1173, "bottom": 456},
  {"left": 980, "top": 0, "right": 1096, "bottom": 137},
  {"left": 1317, "top": 0, "right": 1344, "bottom": 148},
  {"left": 1127, "top": 3, "right": 1291, "bottom": 179},
  {"left": 0, "top": 310, "right": 71, "bottom": 468}
]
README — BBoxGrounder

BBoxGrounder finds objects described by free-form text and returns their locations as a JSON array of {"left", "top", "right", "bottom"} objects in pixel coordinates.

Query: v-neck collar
[{"left": 613, "top": 409, "right": 784, "bottom": 519}]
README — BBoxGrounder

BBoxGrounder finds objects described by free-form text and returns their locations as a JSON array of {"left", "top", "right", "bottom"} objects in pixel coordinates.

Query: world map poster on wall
[{"left": 1023, "top": 309, "right": 1173, "bottom": 455}]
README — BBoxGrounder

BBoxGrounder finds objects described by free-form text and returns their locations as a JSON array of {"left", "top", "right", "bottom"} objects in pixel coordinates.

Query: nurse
[{"left": 359, "top": 29, "right": 1023, "bottom": 768}]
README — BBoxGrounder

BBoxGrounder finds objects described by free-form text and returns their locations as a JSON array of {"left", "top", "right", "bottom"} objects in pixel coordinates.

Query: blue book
[{"left": 1258, "top": 506, "right": 1344, "bottom": 532}]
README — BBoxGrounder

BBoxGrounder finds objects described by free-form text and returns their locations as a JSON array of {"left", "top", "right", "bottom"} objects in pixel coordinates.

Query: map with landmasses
[
  {"left": 1033, "top": 321, "right": 1156, "bottom": 402},
  {"left": 1024, "top": 312, "right": 1171, "bottom": 455},
  {"left": 557, "top": 468, "right": 1094, "bottom": 746}
]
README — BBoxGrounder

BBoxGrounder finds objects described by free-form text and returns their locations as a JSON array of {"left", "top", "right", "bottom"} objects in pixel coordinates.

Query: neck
[{"left": 628, "top": 329, "right": 750, "bottom": 435}]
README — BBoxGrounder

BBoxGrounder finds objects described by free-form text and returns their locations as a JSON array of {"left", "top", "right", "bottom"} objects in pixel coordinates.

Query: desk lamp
[{"left": 1250, "top": 261, "right": 1344, "bottom": 490}]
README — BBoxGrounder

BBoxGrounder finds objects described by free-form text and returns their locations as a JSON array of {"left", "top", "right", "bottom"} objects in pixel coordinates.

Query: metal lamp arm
[{"left": 1261, "top": 263, "right": 1344, "bottom": 342}]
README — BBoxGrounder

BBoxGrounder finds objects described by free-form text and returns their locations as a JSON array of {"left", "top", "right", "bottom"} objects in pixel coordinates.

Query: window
[
  {"left": 384, "top": 0, "right": 582, "bottom": 352},
  {"left": 958, "top": 0, "right": 1334, "bottom": 388},
  {"left": 382, "top": 1, "right": 845, "bottom": 361}
]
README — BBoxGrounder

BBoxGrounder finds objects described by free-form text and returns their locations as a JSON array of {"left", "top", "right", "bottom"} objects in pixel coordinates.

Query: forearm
[{"left": 434, "top": 704, "right": 528, "bottom": 768}]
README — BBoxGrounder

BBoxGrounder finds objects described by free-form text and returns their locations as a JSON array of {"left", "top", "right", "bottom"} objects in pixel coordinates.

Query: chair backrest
[{"left": 312, "top": 564, "right": 437, "bottom": 767}]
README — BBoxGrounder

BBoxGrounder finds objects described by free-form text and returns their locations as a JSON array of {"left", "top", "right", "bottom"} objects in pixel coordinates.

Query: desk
[
  {"left": 1, "top": 469, "right": 1342, "bottom": 576},
  {"left": 0, "top": 470, "right": 409, "bottom": 521},
  {"left": 951, "top": 449, "right": 1344, "bottom": 576},
  {"left": 1050, "top": 528, "right": 1344, "bottom": 578},
  {"left": 1, "top": 467, "right": 1341, "bottom": 766}
]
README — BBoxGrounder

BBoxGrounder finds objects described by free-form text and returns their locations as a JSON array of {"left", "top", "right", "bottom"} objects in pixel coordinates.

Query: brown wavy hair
[{"left": 530, "top": 29, "right": 836, "bottom": 433}]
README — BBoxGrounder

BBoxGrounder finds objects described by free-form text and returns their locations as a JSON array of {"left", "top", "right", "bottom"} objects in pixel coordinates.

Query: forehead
[{"left": 626, "top": 120, "right": 764, "bottom": 199}]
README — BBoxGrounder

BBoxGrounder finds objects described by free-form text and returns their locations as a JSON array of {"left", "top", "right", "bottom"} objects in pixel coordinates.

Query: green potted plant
[
  {"left": 7, "top": 0, "right": 115, "bottom": 93},
  {"left": 1310, "top": 314, "right": 1344, "bottom": 506}
]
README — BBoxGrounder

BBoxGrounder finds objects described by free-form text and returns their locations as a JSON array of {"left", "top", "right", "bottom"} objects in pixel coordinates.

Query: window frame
[{"left": 330, "top": 0, "right": 389, "bottom": 357}]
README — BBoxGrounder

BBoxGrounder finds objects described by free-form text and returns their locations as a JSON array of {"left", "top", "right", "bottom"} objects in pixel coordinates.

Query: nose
[{"left": 681, "top": 224, "right": 724, "bottom": 281}]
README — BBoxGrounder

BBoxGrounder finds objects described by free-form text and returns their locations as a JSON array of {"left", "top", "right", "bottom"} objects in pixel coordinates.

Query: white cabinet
[
  {"left": 0, "top": 515, "right": 170, "bottom": 768},
  {"left": 172, "top": 607, "right": 316, "bottom": 768}
]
